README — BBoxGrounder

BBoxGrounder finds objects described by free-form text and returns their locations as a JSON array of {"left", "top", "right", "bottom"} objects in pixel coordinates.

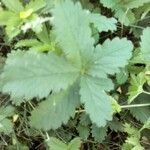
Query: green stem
[
  {"left": 121, "top": 103, "right": 150, "bottom": 109},
  {"left": 143, "top": 91, "right": 150, "bottom": 95},
  {"left": 75, "top": 103, "right": 150, "bottom": 113}
]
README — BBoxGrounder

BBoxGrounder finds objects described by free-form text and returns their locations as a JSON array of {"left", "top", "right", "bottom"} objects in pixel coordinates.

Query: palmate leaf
[
  {"left": 0, "top": 0, "right": 133, "bottom": 130},
  {"left": 1, "top": 50, "right": 79, "bottom": 100},
  {"left": 30, "top": 84, "right": 80, "bottom": 130}
]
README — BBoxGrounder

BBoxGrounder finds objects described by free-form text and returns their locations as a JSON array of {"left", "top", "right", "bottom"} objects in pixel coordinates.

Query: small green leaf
[
  {"left": 0, "top": 119, "right": 13, "bottom": 135},
  {"left": 1, "top": 0, "right": 23, "bottom": 13},
  {"left": 47, "top": 137, "right": 67, "bottom": 150},
  {"left": 128, "top": 73, "right": 146, "bottom": 103},
  {"left": 90, "top": 13, "right": 117, "bottom": 32},
  {"left": 111, "top": 97, "right": 121, "bottom": 113},
  {"left": 47, "top": 137, "right": 81, "bottom": 150},
  {"left": 108, "top": 117, "right": 123, "bottom": 132},
  {"left": 77, "top": 125, "right": 90, "bottom": 140},
  {"left": 15, "top": 39, "right": 42, "bottom": 48},
  {"left": 91, "top": 124, "right": 107, "bottom": 142},
  {"left": 68, "top": 138, "right": 81, "bottom": 150},
  {"left": 130, "top": 94, "right": 150, "bottom": 123},
  {"left": 0, "top": 106, "right": 14, "bottom": 135}
]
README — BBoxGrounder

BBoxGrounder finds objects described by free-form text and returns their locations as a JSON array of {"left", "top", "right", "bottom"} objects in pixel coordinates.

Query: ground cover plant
[{"left": 0, "top": 0, "right": 150, "bottom": 149}]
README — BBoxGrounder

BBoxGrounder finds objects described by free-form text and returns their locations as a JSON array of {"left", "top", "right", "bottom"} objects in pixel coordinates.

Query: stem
[
  {"left": 121, "top": 103, "right": 150, "bottom": 109},
  {"left": 143, "top": 91, "right": 150, "bottom": 95},
  {"left": 75, "top": 103, "right": 150, "bottom": 113}
]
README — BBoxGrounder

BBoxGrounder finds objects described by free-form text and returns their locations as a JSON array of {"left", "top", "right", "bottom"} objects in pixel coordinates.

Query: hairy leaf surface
[
  {"left": 1, "top": 50, "right": 79, "bottom": 100},
  {"left": 30, "top": 85, "right": 80, "bottom": 130},
  {"left": 51, "top": 0, "right": 94, "bottom": 64},
  {"left": 80, "top": 75, "right": 113, "bottom": 127},
  {"left": 89, "top": 38, "right": 133, "bottom": 78}
]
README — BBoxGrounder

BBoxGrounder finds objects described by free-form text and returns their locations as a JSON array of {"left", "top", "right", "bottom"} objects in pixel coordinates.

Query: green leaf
[
  {"left": 15, "top": 39, "right": 42, "bottom": 48},
  {"left": 1, "top": 0, "right": 23, "bottom": 13},
  {"left": 111, "top": 97, "right": 121, "bottom": 113},
  {"left": 123, "top": 123, "right": 143, "bottom": 150},
  {"left": 1, "top": 50, "right": 79, "bottom": 100},
  {"left": 0, "top": 119, "right": 13, "bottom": 135},
  {"left": 108, "top": 117, "right": 123, "bottom": 132},
  {"left": 128, "top": 73, "right": 146, "bottom": 103},
  {"left": 0, "top": 106, "right": 14, "bottom": 119},
  {"left": 68, "top": 138, "right": 81, "bottom": 150},
  {"left": 0, "top": 11, "right": 14, "bottom": 26},
  {"left": 130, "top": 94, "right": 150, "bottom": 123},
  {"left": 36, "top": 25, "right": 51, "bottom": 43},
  {"left": 120, "top": 0, "right": 150, "bottom": 9},
  {"left": 139, "top": 27, "right": 150, "bottom": 64},
  {"left": 89, "top": 37, "right": 133, "bottom": 78},
  {"left": 116, "top": 68, "right": 129, "bottom": 85},
  {"left": 25, "top": 0, "right": 46, "bottom": 12},
  {"left": 115, "top": 9, "right": 135, "bottom": 26},
  {"left": 77, "top": 124, "right": 90, "bottom": 140},
  {"left": 141, "top": 118, "right": 150, "bottom": 130},
  {"left": 47, "top": 137, "right": 81, "bottom": 150},
  {"left": 80, "top": 75, "right": 113, "bottom": 127},
  {"left": 90, "top": 13, "right": 117, "bottom": 32},
  {"left": 99, "top": 0, "right": 150, "bottom": 25},
  {"left": 91, "top": 124, "right": 107, "bottom": 142},
  {"left": 79, "top": 113, "right": 91, "bottom": 126},
  {"left": 47, "top": 137, "right": 67, "bottom": 150},
  {"left": 41, "top": 0, "right": 55, "bottom": 14},
  {"left": 5, "top": 14, "right": 22, "bottom": 40},
  {"left": 51, "top": 0, "right": 94, "bottom": 63},
  {"left": 0, "top": 106, "right": 14, "bottom": 135},
  {"left": 30, "top": 84, "right": 80, "bottom": 130}
]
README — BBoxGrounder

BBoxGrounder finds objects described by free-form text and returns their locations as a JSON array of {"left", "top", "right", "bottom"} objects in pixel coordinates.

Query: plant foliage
[{"left": 0, "top": 0, "right": 149, "bottom": 149}]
